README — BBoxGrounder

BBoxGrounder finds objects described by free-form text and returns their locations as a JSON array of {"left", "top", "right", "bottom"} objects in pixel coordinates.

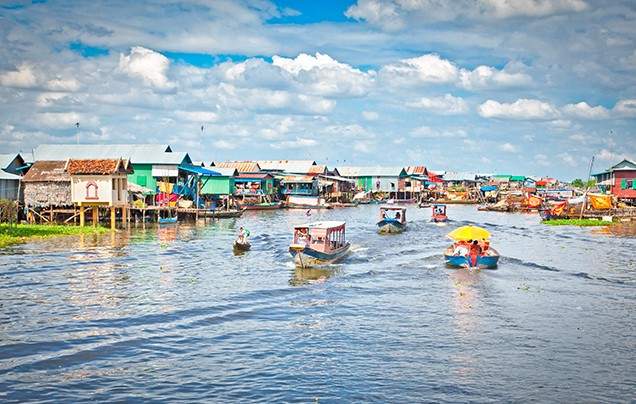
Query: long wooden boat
[
  {"left": 444, "top": 245, "right": 500, "bottom": 269},
  {"left": 200, "top": 209, "right": 245, "bottom": 218},
  {"left": 431, "top": 204, "right": 448, "bottom": 222},
  {"left": 377, "top": 206, "right": 406, "bottom": 234},
  {"left": 289, "top": 221, "right": 350, "bottom": 267},
  {"left": 242, "top": 201, "right": 283, "bottom": 210}
]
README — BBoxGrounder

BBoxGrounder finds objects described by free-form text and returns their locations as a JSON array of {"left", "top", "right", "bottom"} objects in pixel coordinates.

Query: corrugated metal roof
[
  {"left": 236, "top": 172, "right": 273, "bottom": 179},
  {"left": 0, "top": 153, "right": 23, "bottom": 171},
  {"left": 308, "top": 165, "right": 327, "bottom": 175},
  {"left": 22, "top": 161, "right": 70, "bottom": 182},
  {"left": 66, "top": 159, "right": 132, "bottom": 175},
  {"left": 281, "top": 174, "right": 315, "bottom": 183},
  {"left": 0, "top": 170, "right": 20, "bottom": 180},
  {"left": 214, "top": 161, "right": 261, "bottom": 173},
  {"left": 443, "top": 172, "right": 478, "bottom": 182},
  {"left": 207, "top": 167, "right": 238, "bottom": 177},
  {"left": 180, "top": 165, "right": 223, "bottom": 176},
  {"left": 32, "top": 144, "right": 189, "bottom": 165},
  {"left": 257, "top": 160, "right": 316, "bottom": 173},
  {"left": 337, "top": 166, "right": 407, "bottom": 177}
]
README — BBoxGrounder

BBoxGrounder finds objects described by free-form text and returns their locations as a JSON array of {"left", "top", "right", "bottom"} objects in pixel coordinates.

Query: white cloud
[
  {"left": 568, "top": 133, "right": 588, "bottom": 142},
  {"left": 535, "top": 153, "right": 551, "bottom": 166},
  {"left": 406, "top": 93, "right": 468, "bottom": 115},
  {"left": 214, "top": 139, "right": 237, "bottom": 150},
  {"left": 562, "top": 102, "right": 610, "bottom": 119},
  {"left": 478, "top": 99, "right": 559, "bottom": 120},
  {"left": 613, "top": 99, "right": 636, "bottom": 118},
  {"left": 174, "top": 110, "right": 218, "bottom": 123},
  {"left": 499, "top": 142, "right": 518, "bottom": 153},
  {"left": 362, "top": 110, "right": 379, "bottom": 121},
  {"left": 459, "top": 64, "right": 532, "bottom": 89},
  {"left": 410, "top": 126, "right": 467, "bottom": 138},
  {"left": 36, "top": 112, "right": 100, "bottom": 129},
  {"left": 380, "top": 54, "right": 459, "bottom": 86},
  {"left": 0, "top": 64, "right": 38, "bottom": 88},
  {"left": 345, "top": 0, "right": 588, "bottom": 30},
  {"left": 118, "top": 46, "right": 174, "bottom": 90},
  {"left": 272, "top": 53, "right": 374, "bottom": 97},
  {"left": 46, "top": 77, "right": 80, "bottom": 92},
  {"left": 271, "top": 137, "right": 317, "bottom": 149},
  {"left": 558, "top": 152, "right": 578, "bottom": 167},
  {"left": 597, "top": 148, "right": 621, "bottom": 161},
  {"left": 354, "top": 140, "right": 375, "bottom": 153}
]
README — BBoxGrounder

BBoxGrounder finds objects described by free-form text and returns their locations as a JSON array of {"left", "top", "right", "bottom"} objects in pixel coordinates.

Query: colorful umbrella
[{"left": 447, "top": 225, "right": 491, "bottom": 241}]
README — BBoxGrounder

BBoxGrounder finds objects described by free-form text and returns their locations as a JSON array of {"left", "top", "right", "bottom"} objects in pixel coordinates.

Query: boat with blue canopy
[
  {"left": 289, "top": 221, "right": 350, "bottom": 268},
  {"left": 377, "top": 206, "right": 406, "bottom": 234}
]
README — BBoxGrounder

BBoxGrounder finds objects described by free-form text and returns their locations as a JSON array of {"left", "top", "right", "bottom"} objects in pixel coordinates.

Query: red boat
[{"left": 431, "top": 204, "right": 448, "bottom": 222}]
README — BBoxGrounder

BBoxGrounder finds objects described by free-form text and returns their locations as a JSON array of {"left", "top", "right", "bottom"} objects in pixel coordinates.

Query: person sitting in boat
[
  {"left": 481, "top": 239, "right": 490, "bottom": 254},
  {"left": 238, "top": 226, "right": 250, "bottom": 243},
  {"left": 395, "top": 211, "right": 401, "bottom": 220},
  {"left": 453, "top": 241, "right": 469, "bottom": 256}
]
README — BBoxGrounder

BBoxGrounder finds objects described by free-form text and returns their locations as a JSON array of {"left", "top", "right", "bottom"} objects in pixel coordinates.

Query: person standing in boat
[{"left": 469, "top": 240, "right": 482, "bottom": 267}]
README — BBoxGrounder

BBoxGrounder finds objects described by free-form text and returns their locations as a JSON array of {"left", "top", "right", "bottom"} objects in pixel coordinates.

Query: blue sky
[{"left": 1, "top": 0, "right": 635, "bottom": 179}]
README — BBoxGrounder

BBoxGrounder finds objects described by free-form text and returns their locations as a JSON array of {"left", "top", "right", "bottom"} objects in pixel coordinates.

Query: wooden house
[
  {"left": 338, "top": 166, "right": 408, "bottom": 196},
  {"left": 22, "top": 161, "right": 72, "bottom": 222},
  {"left": 0, "top": 153, "right": 26, "bottom": 201},
  {"left": 593, "top": 159, "right": 636, "bottom": 201},
  {"left": 32, "top": 144, "right": 191, "bottom": 194},
  {"left": 65, "top": 159, "right": 133, "bottom": 228}
]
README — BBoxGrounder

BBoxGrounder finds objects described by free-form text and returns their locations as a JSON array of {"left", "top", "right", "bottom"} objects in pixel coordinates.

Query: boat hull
[
  {"left": 233, "top": 241, "right": 251, "bottom": 251},
  {"left": 444, "top": 254, "right": 499, "bottom": 269},
  {"left": 289, "top": 243, "right": 350, "bottom": 267},
  {"left": 431, "top": 215, "right": 448, "bottom": 223},
  {"left": 242, "top": 202, "right": 283, "bottom": 210},
  {"left": 377, "top": 219, "right": 405, "bottom": 234}
]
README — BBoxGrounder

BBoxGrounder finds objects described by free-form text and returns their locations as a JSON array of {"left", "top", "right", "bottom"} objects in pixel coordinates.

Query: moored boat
[
  {"left": 431, "top": 204, "right": 448, "bottom": 222},
  {"left": 289, "top": 221, "right": 350, "bottom": 267},
  {"left": 377, "top": 206, "right": 407, "bottom": 234},
  {"left": 158, "top": 216, "right": 177, "bottom": 224},
  {"left": 242, "top": 201, "right": 283, "bottom": 210}
]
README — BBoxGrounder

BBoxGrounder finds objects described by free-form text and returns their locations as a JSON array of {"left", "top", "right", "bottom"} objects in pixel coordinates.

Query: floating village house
[
  {"left": 200, "top": 166, "right": 238, "bottom": 203},
  {"left": 338, "top": 166, "right": 409, "bottom": 198},
  {"left": 593, "top": 159, "right": 636, "bottom": 202},
  {"left": 0, "top": 153, "right": 26, "bottom": 201},
  {"left": 66, "top": 159, "right": 133, "bottom": 229},
  {"left": 211, "top": 161, "right": 276, "bottom": 202},
  {"left": 22, "top": 161, "right": 72, "bottom": 223},
  {"left": 32, "top": 144, "right": 191, "bottom": 196}
]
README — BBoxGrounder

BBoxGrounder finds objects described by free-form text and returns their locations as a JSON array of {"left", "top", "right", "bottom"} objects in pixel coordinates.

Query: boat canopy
[
  {"left": 380, "top": 206, "right": 406, "bottom": 211},
  {"left": 295, "top": 221, "right": 345, "bottom": 230}
]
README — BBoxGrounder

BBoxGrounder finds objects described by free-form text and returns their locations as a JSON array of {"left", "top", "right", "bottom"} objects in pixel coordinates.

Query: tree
[{"left": 571, "top": 179, "right": 584, "bottom": 188}]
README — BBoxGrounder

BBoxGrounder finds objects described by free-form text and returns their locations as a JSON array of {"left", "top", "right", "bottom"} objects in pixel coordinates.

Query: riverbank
[
  {"left": 542, "top": 218, "right": 613, "bottom": 226},
  {"left": 0, "top": 224, "right": 108, "bottom": 248}
]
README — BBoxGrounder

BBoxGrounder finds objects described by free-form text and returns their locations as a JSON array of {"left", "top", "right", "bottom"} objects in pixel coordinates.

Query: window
[{"left": 86, "top": 181, "right": 99, "bottom": 200}]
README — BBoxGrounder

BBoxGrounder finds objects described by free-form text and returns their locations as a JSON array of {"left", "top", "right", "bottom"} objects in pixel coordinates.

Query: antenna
[{"left": 75, "top": 122, "right": 80, "bottom": 144}]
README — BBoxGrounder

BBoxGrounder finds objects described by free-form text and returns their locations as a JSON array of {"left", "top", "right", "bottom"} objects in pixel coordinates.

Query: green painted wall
[
  {"left": 201, "top": 176, "right": 235, "bottom": 195},
  {"left": 357, "top": 176, "right": 372, "bottom": 191},
  {"left": 128, "top": 164, "right": 157, "bottom": 191}
]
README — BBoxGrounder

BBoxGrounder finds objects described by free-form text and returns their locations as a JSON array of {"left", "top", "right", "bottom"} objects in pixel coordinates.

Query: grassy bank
[
  {"left": 0, "top": 224, "right": 108, "bottom": 248},
  {"left": 542, "top": 219, "right": 613, "bottom": 227}
]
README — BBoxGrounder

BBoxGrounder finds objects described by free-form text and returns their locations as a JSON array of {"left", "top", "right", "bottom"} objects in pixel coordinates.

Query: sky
[{"left": 1, "top": 0, "right": 635, "bottom": 179}]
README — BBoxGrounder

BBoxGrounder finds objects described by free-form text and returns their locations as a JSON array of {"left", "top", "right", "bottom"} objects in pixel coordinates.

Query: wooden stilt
[
  {"left": 111, "top": 207, "right": 116, "bottom": 231},
  {"left": 92, "top": 207, "right": 98, "bottom": 227},
  {"left": 79, "top": 205, "right": 85, "bottom": 227}
]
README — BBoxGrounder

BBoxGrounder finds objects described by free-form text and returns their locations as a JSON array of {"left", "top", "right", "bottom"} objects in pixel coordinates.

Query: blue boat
[
  {"left": 289, "top": 221, "right": 350, "bottom": 267},
  {"left": 158, "top": 216, "right": 177, "bottom": 225},
  {"left": 444, "top": 245, "right": 500, "bottom": 269},
  {"left": 377, "top": 206, "right": 406, "bottom": 234}
]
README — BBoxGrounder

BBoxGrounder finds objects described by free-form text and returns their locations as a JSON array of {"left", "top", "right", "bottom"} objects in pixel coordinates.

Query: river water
[{"left": 0, "top": 205, "right": 634, "bottom": 402}]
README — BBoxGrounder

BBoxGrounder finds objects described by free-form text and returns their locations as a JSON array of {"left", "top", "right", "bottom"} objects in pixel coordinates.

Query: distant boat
[
  {"left": 289, "top": 221, "right": 350, "bottom": 267},
  {"left": 377, "top": 206, "right": 407, "bottom": 234},
  {"left": 242, "top": 201, "right": 283, "bottom": 210},
  {"left": 158, "top": 216, "right": 177, "bottom": 225},
  {"left": 431, "top": 204, "right": 448, "bottom": 222},
  {"left": 285, "top": 195, "right": 331, "bottom": 209},
  {"left": 201, "top": 209, "right": 245, "bottom": 218}
]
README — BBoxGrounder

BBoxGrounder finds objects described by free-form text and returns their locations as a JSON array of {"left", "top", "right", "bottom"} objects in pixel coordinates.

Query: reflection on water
[
  {"left": 0, "top": 205, "right": 634, "bottom": 403},
  {"left": 591, "top": 221, "right": 636, "bottom": 237}
]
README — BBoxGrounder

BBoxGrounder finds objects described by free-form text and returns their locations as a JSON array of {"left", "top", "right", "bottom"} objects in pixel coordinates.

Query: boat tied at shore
[
  {"left": 377, "top": 206, "right": 407, "bottom": 234},
  {"left": 289, "top": 221, "right": 350, "bottom": 268}
]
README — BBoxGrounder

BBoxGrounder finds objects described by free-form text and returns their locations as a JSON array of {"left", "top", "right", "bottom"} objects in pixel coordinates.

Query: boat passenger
[
  {"left": 395, "top": 211, "right": 401, "bottom": 220},
  {"left": 238, "top": 226, "right": 250, "bottom": 243}
]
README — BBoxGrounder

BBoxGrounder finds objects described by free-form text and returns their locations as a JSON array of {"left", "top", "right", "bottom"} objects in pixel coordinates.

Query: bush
[{"left": 0, "top": 199, "right": 18, "bottom": 224}]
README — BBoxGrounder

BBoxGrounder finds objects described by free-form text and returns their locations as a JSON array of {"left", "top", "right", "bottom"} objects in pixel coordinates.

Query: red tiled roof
[{"left": 66, "top": 159, "right": 131, "bottom": 175}]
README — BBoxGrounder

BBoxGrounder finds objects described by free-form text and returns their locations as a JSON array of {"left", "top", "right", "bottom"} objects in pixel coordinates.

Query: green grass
[
  {"left": 0, "top": 224, "right": 108, "bottom": 248},
  {"left": 542, "top": 218, "right": 613, "bottom": 227}
]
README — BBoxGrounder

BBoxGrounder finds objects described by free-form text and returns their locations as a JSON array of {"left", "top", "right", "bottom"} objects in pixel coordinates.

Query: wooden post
[
  {"left": 92, "top": 206, "right": 98, "bottom": 227},
  {"left": 79, "top": 205, "right": 85, "bottom": 227},
  {"left": 111, "top": 207, "right": 116, "bottom": 231}
]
